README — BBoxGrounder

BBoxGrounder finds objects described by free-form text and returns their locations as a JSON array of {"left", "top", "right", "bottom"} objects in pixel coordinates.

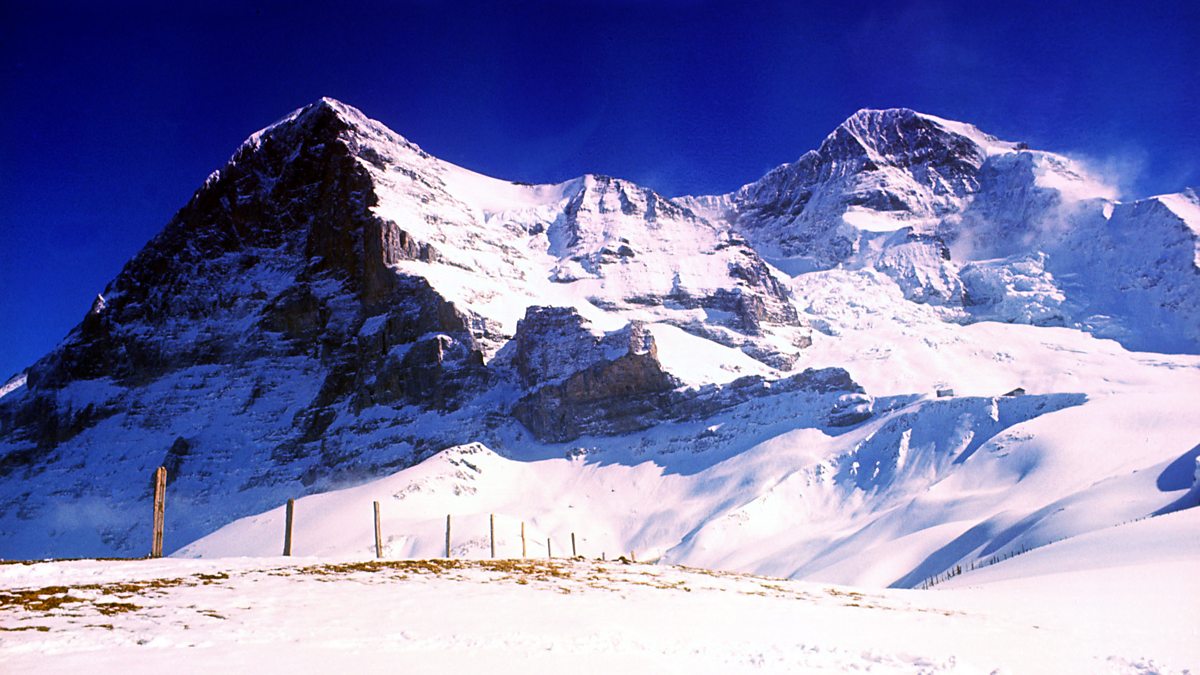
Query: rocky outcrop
[
  {"left": 509, "top": 307, "right": 614, "bottom": 389},
  {"left": 513, "top": 346, "right": 677, "bottom": 443},
  {"left": 829, "top": 393, "right": 875, "bottom": 427},
  {"left": 509, "top": 306, "right": 862, "bottom": 441},
  {"left": 510, "top": 307, "right": 679, "bottom": 441},
  {"left": 350, "top": 275, "right": 485, "bottom": 408}
]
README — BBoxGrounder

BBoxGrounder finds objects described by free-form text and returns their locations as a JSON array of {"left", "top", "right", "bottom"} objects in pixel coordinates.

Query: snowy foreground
[{"left": 3, "top": 509, "right": 1198, "bottom": 675}]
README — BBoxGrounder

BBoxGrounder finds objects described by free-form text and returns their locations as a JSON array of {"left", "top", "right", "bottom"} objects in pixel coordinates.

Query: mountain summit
[
  {"left": 685, "top": 106, "right": 1197, "bottom": 343},
  {"left": 0, "top": 100, "right": 1196, "bottom": 592}
]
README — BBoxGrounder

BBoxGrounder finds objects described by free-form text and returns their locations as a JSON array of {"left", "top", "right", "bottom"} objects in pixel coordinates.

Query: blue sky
[{"left": 1, "top": 0, "right": 1197, "bottom": 378}]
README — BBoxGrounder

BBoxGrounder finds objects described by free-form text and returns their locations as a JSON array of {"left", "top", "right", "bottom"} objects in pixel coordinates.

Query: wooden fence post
[
  {"left": 571, "top": 532, "right": 577, "bottom": 558},
  {"left": 373, "top": 501, "right": 383, "bottom": 559},
  {"left": 445, "top": 514, "right": 452, "bottom": 558},
  {"left": 490, "top": 514, "right": 496, "bottom": 559},
  {"left": 547, "top": 537, "right": 552, "bottom": 559},
  {"left": 283, "top": 499, "right": 295, "bottom": 556},
  {"left": 150, "top": 466, "right": 166, "bottom": 558},
  {"left": 521, "top": 521, "right": 526, "bottom": 558}
]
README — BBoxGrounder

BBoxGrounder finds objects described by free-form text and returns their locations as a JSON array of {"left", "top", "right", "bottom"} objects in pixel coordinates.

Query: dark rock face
[
  {"left": 349, "top": 274, "right": 485, "bottom": 411},
  {"left": 26, "top": 102, "right": 368, "bottom": 389},
  {"left": 507, "top": 305, "right": 861, "bottom": 443},
  {"left": 0, "top": 100, "right": 499, "bottom": 544},
  {"left": 7, "top": 100, "right": 492, "bottom": 446},
  {"left": 513, "top": 351, "right": 676, "bottom": 442},
  {"left": 509, "top": 306, "right": 679, "bottom": 441},
  {"left": 260, "top": 284, "right": 331, "bottom": 345},
  {"left": 0, "top": 394, "right": 118, "bottom": 453},
  {"left": 364, "top": 333, "right": 485, "bottom": 410},
  {"left": 514, "top": 364, "right": 865, "bottom": 443},
  {"left": 513, "top": 342, "right": 679, "bottom": 443}
]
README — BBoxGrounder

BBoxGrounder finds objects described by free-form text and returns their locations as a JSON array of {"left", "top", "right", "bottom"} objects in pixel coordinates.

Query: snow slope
[
  {"left": 2, "top": 549, "right": 1195, "bottom": 674},
  {"left": 183, "top": 289, "right": 1200, "bottom": 590}
]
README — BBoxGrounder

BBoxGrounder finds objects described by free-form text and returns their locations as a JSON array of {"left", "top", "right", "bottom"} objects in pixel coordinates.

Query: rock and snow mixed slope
[
  {"left": 686, "top": 108, "right": 1200, "bottom": 351},
  {"left": 0, "top": 98, "right": 817, "bottom": 559},
  {"left": 182, "top": 299, "right": 1200, "bottom": 591},
  {"left": 0, "top": 99, "right": 1197, "bottom": 612}
]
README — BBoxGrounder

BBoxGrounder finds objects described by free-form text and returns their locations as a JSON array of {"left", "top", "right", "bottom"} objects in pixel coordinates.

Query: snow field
[{"left": 2, "top": 551, "right": 1195, "bottom": 674}]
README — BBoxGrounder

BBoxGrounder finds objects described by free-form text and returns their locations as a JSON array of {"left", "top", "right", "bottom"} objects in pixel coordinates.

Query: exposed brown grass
[
  {"left": 0, "top": 572, "right": 209, "bottom": 619},
  {"left": 297, "top": 558, "right": 463, "bottom": 577}
]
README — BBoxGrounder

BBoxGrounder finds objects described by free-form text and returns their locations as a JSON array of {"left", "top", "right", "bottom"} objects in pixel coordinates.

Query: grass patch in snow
[
  {"left": 0, "top": 570, "right": 232, "bottom": 621},
  {"left": 0, "top": 585, "right": 144, "bottom": 616}
]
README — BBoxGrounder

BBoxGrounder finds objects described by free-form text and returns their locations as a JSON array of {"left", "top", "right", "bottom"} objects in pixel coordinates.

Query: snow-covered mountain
[
  {"left": 685, "top": 108, "right": 1200, "bottom": 351},
  {"left": 1, "top": 99, "right": 1196, "bottom": 592}
]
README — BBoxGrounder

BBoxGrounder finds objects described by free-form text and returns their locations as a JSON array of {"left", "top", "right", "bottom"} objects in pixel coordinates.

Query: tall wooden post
[
  {"left": 571, "top": 532, "right": 577, "bottom": 558},
  {"left": 283, "top": 499, "right": 295, "bottom": 556},
  {"left": 150, "top": 466, "right": 166, "bottom": 558},
  {"left": 445, "top": 514, "right": 452, "bottom": 558},
  {"left": 546, "top": 537, "right": 552, "bottom": 559},
  {"left": 373, "top": 501, "right": 383, "bottom": 559},
  {"left": 489, "top": 514, "right": 496, "bottom": 559},
  {"left": 520, "top": 521, "right": 526, "bottom": 558}
]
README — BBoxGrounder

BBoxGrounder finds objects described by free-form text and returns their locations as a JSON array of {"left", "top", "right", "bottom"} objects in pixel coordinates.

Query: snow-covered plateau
[{"left": 1, "top": 99, "right": 1197, "bottom": 672}]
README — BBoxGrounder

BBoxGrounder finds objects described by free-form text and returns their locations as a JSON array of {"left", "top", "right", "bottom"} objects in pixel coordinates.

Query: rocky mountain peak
[
  {"left": 836, "top": 107, "right": 922, "bottom": 144},
  {"left": 814, "top": 107, "right": 987, "bottom": 181},
  {"left": 833, "top": 108, "right": 1019, "bottom": 163},
  {"left": 696, "top": 108, "right": 1032, "bottom": 268},
  {"left": 244, "top": 97, "right": 392, "bottom": 147}
]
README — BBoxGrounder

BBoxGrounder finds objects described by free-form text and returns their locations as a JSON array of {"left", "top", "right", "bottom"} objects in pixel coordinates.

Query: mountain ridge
[{"left": 0, "top": 99, "right": 1196, "bottom": 587}]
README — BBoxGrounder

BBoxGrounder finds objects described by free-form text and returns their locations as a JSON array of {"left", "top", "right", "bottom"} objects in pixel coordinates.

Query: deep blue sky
[{"left": 1, "top": 0, "right": 1197, "bottom": 379}]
